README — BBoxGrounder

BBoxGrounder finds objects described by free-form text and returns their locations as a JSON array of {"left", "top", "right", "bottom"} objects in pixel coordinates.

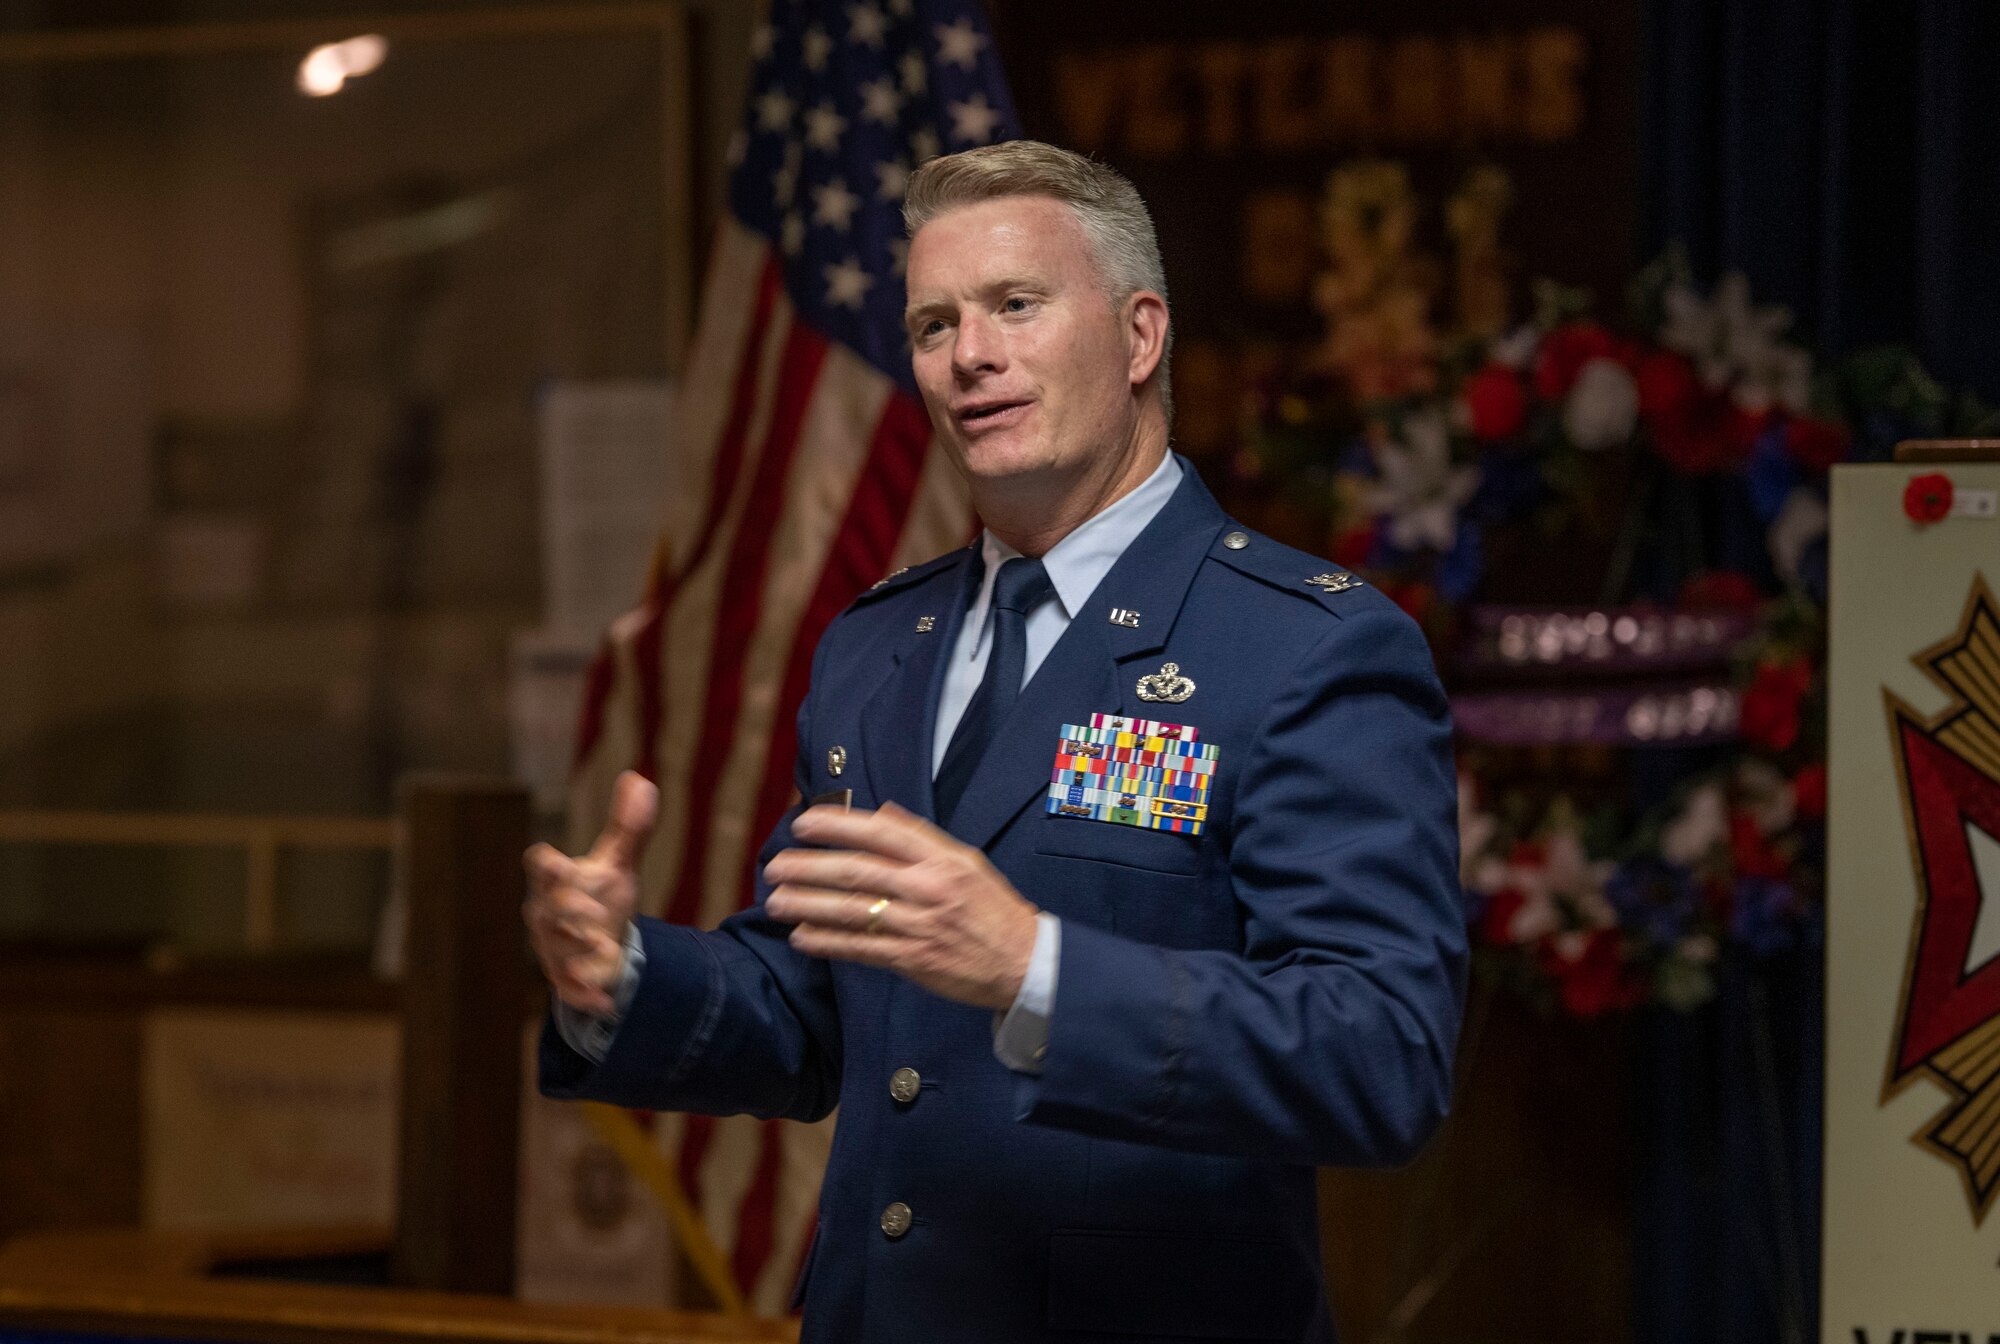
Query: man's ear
[{"left": 1124, "top": 291, "right": 1169, "bottom": 391}]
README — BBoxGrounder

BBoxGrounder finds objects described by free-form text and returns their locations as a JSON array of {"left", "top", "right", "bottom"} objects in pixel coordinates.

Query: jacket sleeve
[
  {"left": 538, "top": 677, "right": 843, "bottom": 1122},
  {"left": 1015, "top": 602, "right": 1467, "bottom": 1167}
]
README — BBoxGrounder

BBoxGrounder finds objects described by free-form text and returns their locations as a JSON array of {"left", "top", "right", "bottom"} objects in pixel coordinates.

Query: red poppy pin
[{"left": 1903, "top": 472, "right": 1954, "bottom": 525}]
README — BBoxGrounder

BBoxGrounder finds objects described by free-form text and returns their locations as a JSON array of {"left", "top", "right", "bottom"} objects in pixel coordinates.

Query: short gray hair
[{"left": 903, "top": 140, "right": 1173, "bottom": 423}]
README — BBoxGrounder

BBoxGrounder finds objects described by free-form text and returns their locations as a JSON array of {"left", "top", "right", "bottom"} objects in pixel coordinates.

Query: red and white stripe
[{"left": 568, "top": 217, "right": 972, "bottom": 1312}]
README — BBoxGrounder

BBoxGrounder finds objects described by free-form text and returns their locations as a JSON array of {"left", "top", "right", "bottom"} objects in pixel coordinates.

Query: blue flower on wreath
[
  {"left": 1746, "top": 421, "right": 1797, "bottom": 524},
  {"left": 1731, "top": 876, "right": 1812, "bottom": 957},
  {"left": 1607, "top": 858, "right": 1700, "bottom": 947},
  {"left": 1464, "top": 447, "right": 1546, "bottom": 525}
]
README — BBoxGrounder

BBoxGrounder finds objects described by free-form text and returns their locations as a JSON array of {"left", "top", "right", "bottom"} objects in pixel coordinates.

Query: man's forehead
[{"left": 906, "top": 195, "right": 1087, "bottom": 282}]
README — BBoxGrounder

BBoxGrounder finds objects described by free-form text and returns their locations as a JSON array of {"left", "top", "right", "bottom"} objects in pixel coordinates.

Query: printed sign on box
[{"left": 1825, "top": 461, "right": 2000, "bottom": 1341}]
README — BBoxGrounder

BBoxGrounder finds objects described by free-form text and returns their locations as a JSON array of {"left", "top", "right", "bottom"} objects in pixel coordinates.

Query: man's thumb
[{"left": 590, "top": 770, "right": 660, "bottom": 870}]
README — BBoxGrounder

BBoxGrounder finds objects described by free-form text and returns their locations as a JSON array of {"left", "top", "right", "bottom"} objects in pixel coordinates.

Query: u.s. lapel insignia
[
  {"left": 1135, "top": 661, "right": 1195, "bottom": 703},
  {"left": 1306, "top": 572, "right": 1363, "bottom": 594},
  {"left": 1108, "top": 607, "right": 1140, "bottom": 629},
  {"left": 915, "top": 615, "right": 935, "bottom": 633}
]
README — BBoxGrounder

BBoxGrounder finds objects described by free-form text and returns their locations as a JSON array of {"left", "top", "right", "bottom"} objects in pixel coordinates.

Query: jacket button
[
  {"left": 1222, "top": 530, "right": 1249, "bottom": 550},
  {"left": 880, "top": 1202, "right": 913, "bottom": 1239},
  {"left": 889, "top": 1066, "right": 921, "bottom": 1104}
]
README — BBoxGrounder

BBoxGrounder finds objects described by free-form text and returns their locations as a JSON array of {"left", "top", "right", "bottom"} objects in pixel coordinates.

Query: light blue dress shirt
[{"left": 558, "top": 450, "right": 1184, "bottom": 1075}]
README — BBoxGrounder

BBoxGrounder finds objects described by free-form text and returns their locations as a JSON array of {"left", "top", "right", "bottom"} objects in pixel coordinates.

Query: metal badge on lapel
[
  {"left": 1306, "top": 572, "right": 1363, "bottom": 593},
  {"left": 1135, "top": 661, "right": 1195, "bottom": 703},
  {"left": 1044, "top": 713, "right": 1217, "bottom": 836},
  {"left": 827, "top": 745, "right": 847, "bottom": 777}
]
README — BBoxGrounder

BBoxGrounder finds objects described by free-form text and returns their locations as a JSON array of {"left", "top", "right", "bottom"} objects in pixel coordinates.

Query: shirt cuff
[
  {"left": 992, "top": 912, "right": 1060, "bottom": 1074},
  {"left": 550, "top": 922, "right": 646, "bottom": 1063}
]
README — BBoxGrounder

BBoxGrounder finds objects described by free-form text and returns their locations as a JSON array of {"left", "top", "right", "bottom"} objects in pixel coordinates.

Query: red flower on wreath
[
  {"left": 1783, "top": 416, "right": 1850, "bottom": 472},
  {"left": 1635, "top": 350, "right": 1762, "bottom": 475},
  {"left": 1729, "top": 811, "right": 1791, "bottom": 880},
  {"left": 1739, "top": 657, "right": 1814, "bottom": 751},
  {"left": 1903, "top": 472, "right": 1954, "bottom": 524},
  {"left": 1376, "top": 578, "right": 1437, "bottom": 624},
  {"left": 1635, "top": 349, "right": 1700, "bottom": 419},
  {"left": 1790, "top": 762, "right": 1827, "bottom": 820},
  {"left": 1676, "top": 570, "right": 1763, "bottom": 613},
  {"left": 1462, "top": 362, "right": 1529, "bottom": 442},
  {"left": 1332, "top": 520, "right": 1376, "bottom": 571},
  {"left": 1534, "top": 321, "right": 1628, "bottom": 401},
  {"left": 1539, "top": 928, "right": 1647, "bottom": 1018}
]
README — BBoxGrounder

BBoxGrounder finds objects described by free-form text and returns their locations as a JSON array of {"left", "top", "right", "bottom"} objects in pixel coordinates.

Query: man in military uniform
[{"left": 527, "top": 141, "right": 1465, "bottom": 1342}]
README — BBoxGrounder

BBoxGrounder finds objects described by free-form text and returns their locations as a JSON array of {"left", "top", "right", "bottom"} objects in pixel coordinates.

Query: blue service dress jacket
[{"left": 541, "top": 460, "right": 1467, "bottom": 1343}]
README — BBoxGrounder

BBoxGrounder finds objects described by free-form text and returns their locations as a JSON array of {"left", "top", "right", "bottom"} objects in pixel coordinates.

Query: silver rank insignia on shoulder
[
  {"left": 869, "top": 566, "right": 909, "bottom": 591},
  {"left": 1306, "top": 572, "right": 1363, "bottom": 594},
  {"left": 915, "top": 615, "right": 935, "bottom": 633},
  {"left": 1108, "top": 608, "right": 1140, "bottom": 628},
  {"left": 1136, "top": 661, "right": 1196, "bottom": 703}
]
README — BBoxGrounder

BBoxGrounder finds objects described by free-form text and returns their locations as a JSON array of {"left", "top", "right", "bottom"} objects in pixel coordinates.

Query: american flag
[{"left": 566, "top": 0, "right": 1020, "bottom": 1313}]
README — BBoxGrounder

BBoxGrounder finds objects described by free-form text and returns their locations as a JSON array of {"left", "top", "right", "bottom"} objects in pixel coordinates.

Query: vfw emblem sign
[{"left": 1885, "top": 575, "right": 2000, "bottom": 1223}]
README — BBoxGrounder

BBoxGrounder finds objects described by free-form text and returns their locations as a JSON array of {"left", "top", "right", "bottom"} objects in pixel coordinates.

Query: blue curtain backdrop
[
  {"left": 1636, "top": 4, "right": 1999, "bottom": 1342},
  {"left": 1643, "top": 0, "right": 2000, "bottom": 403}
]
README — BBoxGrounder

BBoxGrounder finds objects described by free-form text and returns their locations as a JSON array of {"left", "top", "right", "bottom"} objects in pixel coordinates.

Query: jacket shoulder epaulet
[
  {"left": 845, "top": 545, "right": 968, "bottom": 611},
  {"left": 1206, "top": 524, "right": 1372, "bottom": 617}
]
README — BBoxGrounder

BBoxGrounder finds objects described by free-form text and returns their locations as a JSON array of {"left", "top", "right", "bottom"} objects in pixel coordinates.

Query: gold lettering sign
[{"left": 1054, "top": 28, "right": 1590, "bottom": 157}]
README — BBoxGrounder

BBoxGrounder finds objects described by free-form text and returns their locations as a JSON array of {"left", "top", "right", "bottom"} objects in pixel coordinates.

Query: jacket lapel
[
  {"left": 947, "top": 459, "right": 1228, "bottom": 852},
  {"left": 857, "top": 548, "right": 980, "bottom": 819}
]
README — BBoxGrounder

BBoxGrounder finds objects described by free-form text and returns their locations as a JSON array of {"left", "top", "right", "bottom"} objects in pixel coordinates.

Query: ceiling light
[{"left": 298, "top": 34, "right": 387, "bottom": 97}]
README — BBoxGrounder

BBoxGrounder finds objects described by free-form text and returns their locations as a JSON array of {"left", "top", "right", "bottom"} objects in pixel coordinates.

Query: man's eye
[{"left": 1003, "top": 297, "right": 1031, "bottom": 313}]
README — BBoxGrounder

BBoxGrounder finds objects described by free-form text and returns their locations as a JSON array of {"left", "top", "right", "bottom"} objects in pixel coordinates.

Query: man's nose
[{"left": 951, "top": 315, "right": 1004, "bottom": 378}]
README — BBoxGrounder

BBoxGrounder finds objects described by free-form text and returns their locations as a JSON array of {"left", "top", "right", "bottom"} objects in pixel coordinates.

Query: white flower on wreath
[
  {"left": 1469, "top": 818, "right": 1615, "bottom": 942},
  {"left": 1768, "top": 486, "right": 1829, "bottom": 589},
  {"left": 1457, "top": 774, "right": 1499, "bottom": 887},
  {"left": 1488, "top": 323, "right": 1541, "bottom": 371},
  {"left": 1367, "top": 409, "right": 1480, "bottom": 553},
  {"left": 1658, "top": 272, "right": 1811, "bottom": 414},
  {"left": 1660, "top": 781, "right": 1729, "bottom": 868},
  {"left": 1563, "top": 356, "right": 1640, "bottom": 450},
  {"left": 1735, "top": 758, "right": 1797, "bottom": 836}
]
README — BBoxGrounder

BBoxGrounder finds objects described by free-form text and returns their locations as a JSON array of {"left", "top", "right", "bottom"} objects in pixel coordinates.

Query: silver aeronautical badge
[
  {"left": 1135, "top": 661, "right": 1196, "bottom": 704},
  {"left": 1306, "top": 572, "right": 1363, "bottom": 594}
]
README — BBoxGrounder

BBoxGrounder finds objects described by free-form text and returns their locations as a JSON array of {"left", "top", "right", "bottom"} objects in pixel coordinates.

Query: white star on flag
[
  {"left": 859, "top": 76, "right": 902, "bottom": 125},
  {"left": 910, "top": 126, "right": 940, "bottom": 163},
  {"left": 823, "top": 255, "right": 875, "bottom": 308},
  {"left": 847, "top": 3, "right": 888, "bottom": 48},
  {"left": 773, "top": 156, "right": 800, "bottom": 205},
  {"left": 755, "top": 88, "right": 795, "bottom": 133},
  {"left": 934, "top": 18, "right": 987, "bottom": 70},
  {"left": 726, "top": 129, "right": 748, "bottom": 167},
  {"left": 782, "top": 212, "right": 806, "bottom": 256},
  {"left": 802, "top": 25, "right": 833, "bottom": 71},
  {"left": 947, "top": 92, "right": 1002, "bottom": 144},
  {"left": 888, "top": 237, "right": 909, "bottom": 275},
  {"left": 874, "top": 159, "right": 911, "bottom": 201},
  {"left": 812, "top": 179, "right": 863, "bottom": 231},
  {"left": 803, "top": 101, "right": 848, "bottom": 152},
  {"left": 887, "top": 0, "right": 912, "bottom": 14},
  {"left": 899, "top": 50, "right": 927, "bottom": 95},
  {"left": 750, "top": 22, "right": 775, "bottom": 59}
]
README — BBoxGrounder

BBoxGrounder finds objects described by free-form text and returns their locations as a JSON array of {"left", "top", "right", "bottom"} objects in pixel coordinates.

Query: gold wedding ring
[{"left": 864, "top": 897, "right": 892, "bottom": 934}]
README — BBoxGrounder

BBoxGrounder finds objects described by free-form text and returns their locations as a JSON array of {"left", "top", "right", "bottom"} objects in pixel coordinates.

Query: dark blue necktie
[{"left": 934, "top": 556, "right": 1055, "bottom": 827}]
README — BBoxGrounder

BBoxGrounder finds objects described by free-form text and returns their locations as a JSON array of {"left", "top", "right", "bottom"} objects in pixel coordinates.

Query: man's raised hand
[{"left": 523, "top": 770, "right": 658, "bottom": 1016}]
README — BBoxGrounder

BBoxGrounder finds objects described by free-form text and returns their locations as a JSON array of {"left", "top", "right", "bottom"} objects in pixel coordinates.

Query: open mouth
[{"left": 957, "top": 400, "right": 1030, "bottom": 428}]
